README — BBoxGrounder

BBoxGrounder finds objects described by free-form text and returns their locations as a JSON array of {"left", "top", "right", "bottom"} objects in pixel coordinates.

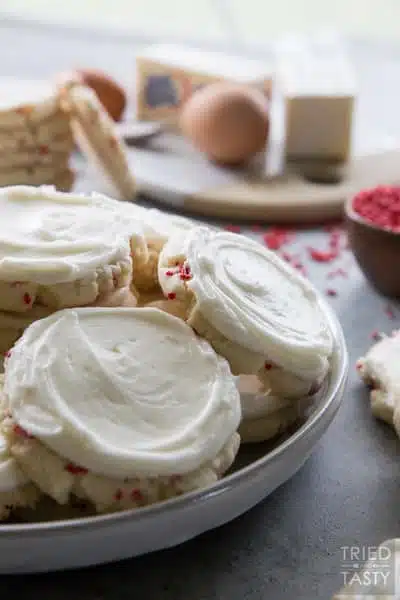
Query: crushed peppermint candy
[
  {"left": 263, "top": 228, "right": 294, "bottom": 251},
  {"left": 352, "top": 185, "right": 400, "bottom": 232}
]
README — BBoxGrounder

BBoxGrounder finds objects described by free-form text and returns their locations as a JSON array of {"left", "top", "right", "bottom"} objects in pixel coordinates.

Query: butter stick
[{"left": 275, "top": 33, "right": 356, "bottom": 163}]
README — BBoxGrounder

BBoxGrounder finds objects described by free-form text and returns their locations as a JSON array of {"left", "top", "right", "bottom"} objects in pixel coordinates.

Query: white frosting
[
  {"left": 114, "top": 199, "right": 195, "bottom": 243},
  {"left": 0, "top": 186, "right": 144, "bottom": 284},
  {"left": 0, "top": 431, "right": 28, "bottom": 492},
  {"left": 159, "top": 228, "right": 333, "bottom": 379},
  {"left": 4, "top": 307, "right": 240, "bottom": 478}
]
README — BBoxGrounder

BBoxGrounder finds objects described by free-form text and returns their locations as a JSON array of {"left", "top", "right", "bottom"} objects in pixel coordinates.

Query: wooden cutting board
[{"left": 126, "top": 133, "right": 400, "bottom": 223}]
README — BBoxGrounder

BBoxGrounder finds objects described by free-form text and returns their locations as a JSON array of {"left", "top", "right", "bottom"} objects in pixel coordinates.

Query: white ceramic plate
[{"left": 0, "top": 299, "right": 348, "bottom": 574}]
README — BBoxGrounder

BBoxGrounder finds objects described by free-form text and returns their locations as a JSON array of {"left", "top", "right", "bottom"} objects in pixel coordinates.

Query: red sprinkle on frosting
[
  {"left": 167, "top": 292, "right": 176, "bottom": 300},
  {"left": 165, "top": 270, "right": 175, "bottom": 277},
  {"left": 23, "top": 293, "right": 32, "bottom": 305},
  {"left": 131, "top": 488, "right": 143, "bottom": 501},
  {"left": 179, "top": 263, "right": 192, "bottom": 281},
  {"left": 114, "top": 489, "right": 123, "bottom": 501},
  {"left": 13, "top": 424, "right": 33, "bottom": 439},
  {"left": 65, "top": 463, "right": 88, "bottom": 475},
  {"left": 326, "top": 288, "right": 337, "bottom": 297}
]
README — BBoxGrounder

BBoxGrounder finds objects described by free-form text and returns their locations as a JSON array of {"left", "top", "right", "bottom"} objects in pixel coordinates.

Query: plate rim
[{"left": 0, "top": 295, "right": 348, "bottom": 538}]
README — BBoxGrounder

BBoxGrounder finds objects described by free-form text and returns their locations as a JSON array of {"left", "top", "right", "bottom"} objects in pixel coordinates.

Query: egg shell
[
  {"left": 57, "top": 68, "right": 127, "bottom": 122},
  {"left": 179, "top": 82, "right": 269, "bottom": 165}
]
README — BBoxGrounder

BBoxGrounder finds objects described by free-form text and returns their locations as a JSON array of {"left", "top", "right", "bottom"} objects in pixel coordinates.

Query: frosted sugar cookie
[
  {"left": 356, "top": 331, "right": 400, "bottom": 434},
  {"left": 116, "top": 201, "right": 196, "bottom": 293},
  {"left": 1, "top": 307, "right": 241, "bottom": 512},
  {"left": 258, "top": 362, "right": 324, "bottom": 400},
  {"left": 0, "top": 185, "right": 146, "bottom": 314},
  {"left": 158, "top": 227, "right": 333, "bottom": 379},
  {"left": 237, "top": 375, "right": 312, "bottom": 443},
  {"left": 0, "top": 419, "right": 40, "bottom": 520}
]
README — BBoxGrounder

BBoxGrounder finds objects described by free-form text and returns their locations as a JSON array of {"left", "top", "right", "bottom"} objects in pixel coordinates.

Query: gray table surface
[{"left": 1, "top": 19, "right": 400, "bottom": 600}]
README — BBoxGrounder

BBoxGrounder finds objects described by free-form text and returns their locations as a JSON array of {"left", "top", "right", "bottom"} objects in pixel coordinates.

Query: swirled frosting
[
  {"left": 0, "top": 186, "right": 144, "bottom": 284},
  {"left": 4, "top": 307, "right": 240, "bottom": 478},
  {"left": 159, "top": 227, "right": 334, "bottom": 379}
]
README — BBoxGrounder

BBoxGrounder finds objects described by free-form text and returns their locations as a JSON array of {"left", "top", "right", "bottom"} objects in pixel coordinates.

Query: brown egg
[
  {"left": 179, "top": 82, "right": 269, "bottom": 165},
  {"left": 57, "top": 68, "right": 127, "bottom": 121}
]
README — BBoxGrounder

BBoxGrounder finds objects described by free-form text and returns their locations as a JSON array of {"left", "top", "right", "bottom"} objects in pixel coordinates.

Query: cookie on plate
[
  {"left": 0, "top": 185, "right": 147, "bottom": 356},
  {"left": 158, "top": 227, "right": 334, "bottom": 384},
  {"left": 356, "top": 330, "right": 400, "bottom": 434},
  {"left": 1, "top": 307, "right": 241, "bottom": 513},
  {"left": 237, "top": 375, "right": 312, "bottom": 443},
  {"left": 116, "top": 202, "right": 196, "bottom": 293},
  {"left": 0, "top": 395, "right": 40, "bottom": 520}
]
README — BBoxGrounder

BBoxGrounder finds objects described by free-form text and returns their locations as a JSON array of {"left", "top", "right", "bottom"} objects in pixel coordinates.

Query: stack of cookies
[{"left": 0, "top": 78, "right": 75, "bottom": 191}]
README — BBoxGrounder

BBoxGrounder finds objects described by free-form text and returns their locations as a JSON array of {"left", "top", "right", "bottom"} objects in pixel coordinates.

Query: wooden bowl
[{"left": 345, "top": 195, "right": 400, "bottom": 297}]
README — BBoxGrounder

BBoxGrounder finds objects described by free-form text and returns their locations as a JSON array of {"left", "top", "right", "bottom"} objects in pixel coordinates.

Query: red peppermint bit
[
  {"left": 307, "top": 247, "right": 339, "bottom": 263},
  {"left": 131, "top": 488, "right": 143, "bottom": 502},
  {"left": 65, "top": 463, "right": 88, "bottom": 475},
  {"left": 165, "top": 270, "right": 175, "bottom": 277},
  {"left": 264, "top": 362, "right": 273, "bottom": 370},
  {"left": 38, "top": 144, "right": 49, "bottom": 155},
  {"left": 224, "top": 224, "right": 241, "bottom": 233},
  {"left": 352, "top": 185, "right": 400, "bottom": 232},
  {"left": 3, "top": 350, "right": 11, "bottom": 358},
  {"left": 384, "top": 304, "right": 396, "bottom": 320},
  {"left": 167, "top": 292, "right": 176, "bottom": 300},
  {"left": 114, "top": 489, "right": 123, "bottom": 501},
  {"left": 356, "top": 361, "right": 362, "bottom": 371},
  {"left": 13, "top": 424, "right": 33, "bottom": 439},
  {"left": 326, "top": 288, "right": 338, "bottom": 297},
  {"left": 23, "top": 293, "right": 32, "bottom": 305},
  {"left": 370, "top": 330, "right": 381, "bottom": 341},
  {"left": 179, "top": 263, "right": 192, "bottom": 281},
  {"left": 327, "top": 268, "right": 348, "bottom": 279},
  {"left": 263, "top": 228, "right": 293, "bottom": 251}
]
